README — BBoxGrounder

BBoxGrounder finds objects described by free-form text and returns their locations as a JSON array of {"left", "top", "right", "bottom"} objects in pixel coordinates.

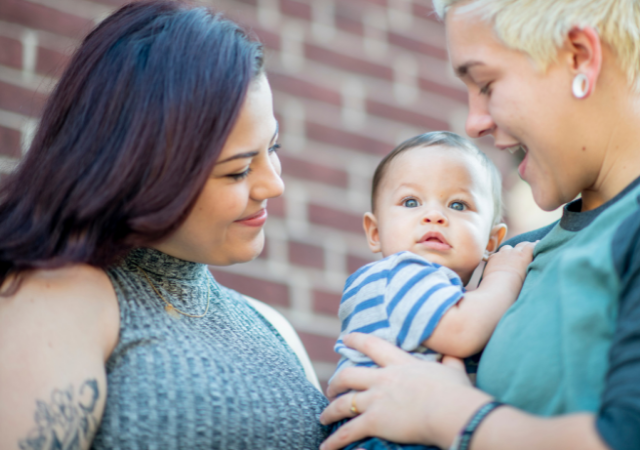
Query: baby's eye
[
  {"left": 403, "top": 198, "right": 419, "bottom": 208},
  {"left": 449, "top": 201, "right": 466, "bottom": 211}
]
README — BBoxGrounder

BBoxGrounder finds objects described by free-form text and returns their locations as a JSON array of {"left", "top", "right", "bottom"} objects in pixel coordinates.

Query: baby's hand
[{"left": 483, "top": 241, "right": 536, "bottom": 284}]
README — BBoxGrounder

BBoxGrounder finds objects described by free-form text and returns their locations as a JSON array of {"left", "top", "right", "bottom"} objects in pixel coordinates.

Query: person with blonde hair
[{"left": 320, "top": 1, "right": 640, "bottom": 450}]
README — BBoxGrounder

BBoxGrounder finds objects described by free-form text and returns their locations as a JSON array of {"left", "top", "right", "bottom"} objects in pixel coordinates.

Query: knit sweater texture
[{"left": 91, "top": 248, "right": 329, "bottom": 449}]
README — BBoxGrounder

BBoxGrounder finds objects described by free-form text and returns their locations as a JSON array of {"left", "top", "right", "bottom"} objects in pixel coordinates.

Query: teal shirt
[{"left": 477, "top": 181, "right": 640, "bottom": 415}]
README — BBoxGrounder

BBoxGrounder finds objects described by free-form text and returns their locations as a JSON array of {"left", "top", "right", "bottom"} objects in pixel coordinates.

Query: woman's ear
[
  {"left": 485, "top": 223, "right": 508, "bottom": 256},
  {"left": 564, "top": 26, "right": 603, "bottom": 98},
  {"left": 363, "top": 212, "right": 382, "bottom": 254}
]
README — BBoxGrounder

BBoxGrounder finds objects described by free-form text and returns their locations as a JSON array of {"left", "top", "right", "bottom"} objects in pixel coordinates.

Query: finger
[
  {"left": 320, "top": 414, "right": 374, "bottom": 450},
  {"left": 441, "top": 355, "right": 466, "bottom": 371},
  {"left": 320, "top": 390, "right": 372, "bottom": 426},
  {"left": 325, "top": 367, "right": 378, "bottom": 400},
  {"left": 343, "top": 333, "right": 416, "bottom": 367}
]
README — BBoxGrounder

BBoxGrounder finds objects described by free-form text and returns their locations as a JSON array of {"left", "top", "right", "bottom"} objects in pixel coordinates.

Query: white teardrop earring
[{"left": 572, "top": 73, "right": 589, "bottom": 99}]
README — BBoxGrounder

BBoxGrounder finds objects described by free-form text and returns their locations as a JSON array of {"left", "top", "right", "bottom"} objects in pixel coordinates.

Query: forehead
[
  {"left": 445, "top": 7, "right": 510, "bottom": 75},
  {"left": 381, "top": 145, "right": 490, "bottom": 194},
  {"left": 218, "top": 75, "right": 276, "bottom": 158}
]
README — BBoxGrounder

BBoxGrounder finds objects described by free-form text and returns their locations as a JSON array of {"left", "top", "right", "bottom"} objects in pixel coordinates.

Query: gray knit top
[{"left": 92, "top": 248, "right": 329, "bottom": 449}]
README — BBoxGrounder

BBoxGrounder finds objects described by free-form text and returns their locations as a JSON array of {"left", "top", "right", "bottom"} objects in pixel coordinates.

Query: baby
[{"left": 332, "top": 131, "right": 535, "bottom": 384}]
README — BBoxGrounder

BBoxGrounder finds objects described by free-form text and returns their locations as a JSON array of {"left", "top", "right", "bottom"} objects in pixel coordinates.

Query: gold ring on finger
[{"left": 350, "top": 392, "right": 360, "bottom": 416}]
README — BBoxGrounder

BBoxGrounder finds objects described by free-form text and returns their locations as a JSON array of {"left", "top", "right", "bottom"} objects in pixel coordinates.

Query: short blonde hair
[{"left": 433, "top": 0, "right": 640, "bottom": 91}]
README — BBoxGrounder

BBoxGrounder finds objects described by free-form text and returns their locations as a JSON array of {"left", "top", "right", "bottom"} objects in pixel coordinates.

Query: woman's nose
[
  {"left": 422, "top": 209, "right": 447, "bottom": 225},
  {"left": 465, "top": 92, "right": 496, "bottom": 139},
  {"left": 252, "top": 154, "right": 285, "bottom": 201}
]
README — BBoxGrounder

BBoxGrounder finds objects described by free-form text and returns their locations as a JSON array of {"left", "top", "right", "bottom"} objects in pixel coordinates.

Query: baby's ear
[
  {"left": 363, "top": 212, "right": 382, "bottom": 253},
  {"left": 485, "top": 223, "right": 508, "bottom": 254}
]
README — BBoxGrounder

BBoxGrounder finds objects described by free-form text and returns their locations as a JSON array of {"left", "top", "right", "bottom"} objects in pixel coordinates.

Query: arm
[
  {"left": 424, "top": 241, "right": 535, "bottom": 357},
  {"left": 0, "top": 265, "right": 119, "bottom": 450},
  {"left": 319, "top": 334, "right": 609, "bottom": 450}
]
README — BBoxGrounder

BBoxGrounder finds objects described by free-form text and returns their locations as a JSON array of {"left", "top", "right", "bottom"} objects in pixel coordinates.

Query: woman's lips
[
  {"left": 518, "top": 149, "right": 529, "bottom": 178},
  {"left": 235, "top": 209, "right": 267, "bottom": 227}
]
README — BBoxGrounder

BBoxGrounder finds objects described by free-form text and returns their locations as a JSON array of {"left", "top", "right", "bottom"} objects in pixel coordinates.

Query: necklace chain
[{"left": 139, "top": 268, "right": 210, "bottom": 319}]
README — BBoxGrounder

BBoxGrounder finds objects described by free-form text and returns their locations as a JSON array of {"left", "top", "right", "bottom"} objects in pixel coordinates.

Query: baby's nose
[{"left": 422, "top": 210, "right": 447, "bottom": 225}]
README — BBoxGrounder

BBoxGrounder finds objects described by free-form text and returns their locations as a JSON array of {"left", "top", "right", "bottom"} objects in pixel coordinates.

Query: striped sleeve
[
  {"left": 334, "top": 252, "right": 463, "bottom": 364},
  {"left": 384, "top": 252, "right": 463, "bottom": 351}
]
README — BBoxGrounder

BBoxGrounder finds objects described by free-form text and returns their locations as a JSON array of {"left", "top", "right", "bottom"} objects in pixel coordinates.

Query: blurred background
[{"left": 0, "top": 0, "right": 561, "bottom": 389}]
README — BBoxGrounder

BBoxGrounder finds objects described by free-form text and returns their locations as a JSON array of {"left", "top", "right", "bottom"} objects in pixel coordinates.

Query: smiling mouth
[{"left": 506, "top": 144, "right": 528, "bottom": 155}]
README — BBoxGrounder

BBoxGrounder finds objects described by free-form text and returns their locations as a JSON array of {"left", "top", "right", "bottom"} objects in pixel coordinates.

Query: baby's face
[{"left": 368, "top": 145, "right": 497, "bottom": 283}]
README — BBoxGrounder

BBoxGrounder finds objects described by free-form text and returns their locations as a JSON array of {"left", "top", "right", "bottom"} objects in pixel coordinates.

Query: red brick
[
  {"left": 347, "top": 254, "right": 375, "bottom": 274},
  {"left": 280, "top": 0, "right": 312, "bottom": 20},
  {"left": 418, "top": 78, "right": 468, "bottom": 103},
  {"left": 306, "top": 122, "right": 390, "bottom": 155},
  {"left": 336, "top": 0, "right": 387, "bottom": 13},
  {"left": 413, "top": 3, "right": 440, "bottom": 23},
  {"left": 308, "top": 203, "right": 364, "bottom": 234},
  {"left": 267, "top": 195, "right": 285, "bottom": 217},
  {"left": 269, "top": 72, "right": 341, "bottom": 106},
  {"left": 289, "top": 241, "right": 324, "bottom": 269},
  {"left": 91, "top": 0, "right": 129, "bottom": 7},
  {"left": 279, "top": 154, "right": 348, "bottom": 188},
  {"left": 305, "top": 43, "right": 393, "bottom": 81},
  {"left": 247, "top": 26, "right": 281, "bottom": 51},
  {"left": 297, "top": 331, "right": 340, "bottom": 363},
  {"left": 36, "top": 46, "right": 72, "bottom": 78},
  {"left": 313, "top": 289, "right": 341, "bottom": 316},
  {"left": 388, "top": 32, "right": 447, "bottom": 60},
  {"left": 0, "top": 80, "right": 47, "bottom": 117},
  {"left": 0, "top": 0, "right": 94, "bottom": 40},
  {"left": 208, "top": 269, "right": 290, "bottom": 307},
  {"left": 366, "top": 99, "right": 450, "bottom": 131},
  {"left": 0, "top": 126, "right": 21, "bottom": 158},
  {"left": 0, "top": 36, "right": 22, "bottom": 69},
  {"left": 335, "top": 14, "right": 364, "bottom": 36}
]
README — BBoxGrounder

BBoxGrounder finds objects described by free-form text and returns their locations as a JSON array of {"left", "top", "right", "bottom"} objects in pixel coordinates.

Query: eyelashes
[{"left": 228, "top": 143, "right": 281, "bottom": 181}]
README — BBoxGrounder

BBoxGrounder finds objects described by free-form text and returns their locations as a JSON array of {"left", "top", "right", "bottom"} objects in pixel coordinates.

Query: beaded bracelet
[{"left": 448, "top": 400, "right": 505, "bottom": 450}]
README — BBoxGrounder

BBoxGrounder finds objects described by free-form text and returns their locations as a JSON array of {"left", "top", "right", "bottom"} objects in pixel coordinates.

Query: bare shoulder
[
  {"left": 0, "top": 264, "right": 119, "bottom": 449},
  {"left": 0, "top": 263, "right": 120, "bottom": 359}
]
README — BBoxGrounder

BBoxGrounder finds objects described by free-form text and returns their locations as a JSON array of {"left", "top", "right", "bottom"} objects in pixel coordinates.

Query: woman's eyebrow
[
  {"left": 455, "top": 61, "right": 484, "bottom": 77},
  {"left": 216, "top": 122, "right": 279, "bottom": 165},
  {"left": 216, "top": 151, "right": 259, "bottom": 164}
]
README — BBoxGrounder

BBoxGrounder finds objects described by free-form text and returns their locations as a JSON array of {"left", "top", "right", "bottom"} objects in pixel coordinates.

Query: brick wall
[{"left": 0, "top": 0, "right": 554, "bottom": 389}]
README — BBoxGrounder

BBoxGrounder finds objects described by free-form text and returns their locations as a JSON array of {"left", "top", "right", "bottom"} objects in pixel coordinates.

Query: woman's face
[
  {"left": 446, "top": 8, "right": 602, "bottom": 211},
  {"left": 152, "top": 75, "right": 284, "bottom": 265}
]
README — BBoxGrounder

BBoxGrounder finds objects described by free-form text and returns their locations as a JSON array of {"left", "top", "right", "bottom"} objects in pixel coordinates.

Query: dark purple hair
[{"left": 0, "top": 0, "right": 264, "bottom": 288}]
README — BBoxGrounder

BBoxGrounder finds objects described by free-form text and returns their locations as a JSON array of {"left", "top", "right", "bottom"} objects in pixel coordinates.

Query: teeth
[{"left": 506, "top": 145, "right": 524, "bottom": 155}]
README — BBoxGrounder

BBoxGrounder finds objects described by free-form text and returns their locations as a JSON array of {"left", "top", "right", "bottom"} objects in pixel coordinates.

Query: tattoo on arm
[{"left": 19, "top": 379, "right": 100, "bottom": 450}]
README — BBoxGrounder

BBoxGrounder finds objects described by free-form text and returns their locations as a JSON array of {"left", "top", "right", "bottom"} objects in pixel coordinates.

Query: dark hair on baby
[
  {"left": 0, "top": 0, "right": 264, "bottom": 289},
  {"left": 371, "top": 131, "right": 503, "bottom": 224}
]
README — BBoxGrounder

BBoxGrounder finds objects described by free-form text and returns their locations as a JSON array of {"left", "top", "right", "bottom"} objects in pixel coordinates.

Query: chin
[
  {"left": 532, "top": 188, "right": 566, "bottom": 212},
  {"left": 230, "top": 235, "right": 266, "bottom": 265}
]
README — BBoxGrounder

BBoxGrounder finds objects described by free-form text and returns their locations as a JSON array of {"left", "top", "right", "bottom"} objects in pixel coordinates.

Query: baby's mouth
[{"left": 419, "top": 232, "right": 452, "bottom": 251}]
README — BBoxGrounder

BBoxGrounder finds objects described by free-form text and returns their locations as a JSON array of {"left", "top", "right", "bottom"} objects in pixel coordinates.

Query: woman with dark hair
[{"left": 0, "top": 1, "right": 328, "bottom": 448}]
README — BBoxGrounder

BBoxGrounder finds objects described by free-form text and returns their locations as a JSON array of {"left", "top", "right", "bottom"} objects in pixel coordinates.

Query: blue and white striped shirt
[{"left": 332, "top": 251, "right": 464, "bottom": 380}]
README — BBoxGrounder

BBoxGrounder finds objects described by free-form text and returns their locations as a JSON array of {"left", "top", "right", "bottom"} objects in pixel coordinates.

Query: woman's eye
[
  {"left": 450, "top": 201, "right": 466, "bottom": 211},
  {"left": 403, "top": 199, "right": 419, "bottom": 208},
  {"left": 229, "top": 168, "right": 251, "bottom": 180},
  {"left": 269, "top": 143, "right": 281, "bottom": 153}
]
